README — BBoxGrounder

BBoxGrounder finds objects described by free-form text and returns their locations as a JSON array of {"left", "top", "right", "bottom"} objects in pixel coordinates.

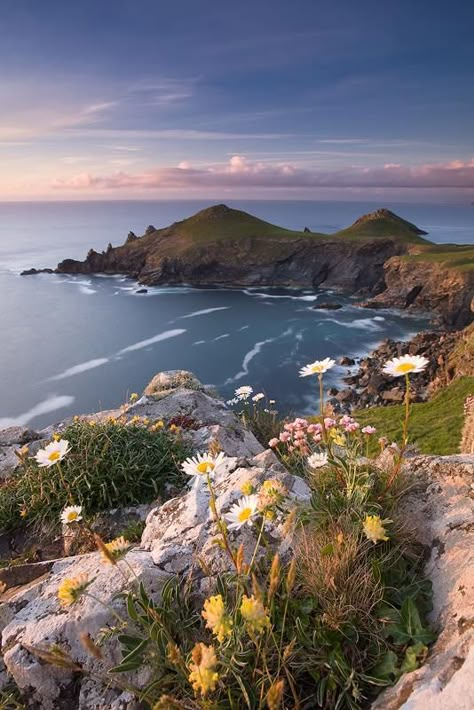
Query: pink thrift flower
[
  {"left": 362, "top": 425, "right": 377, "bottom": 435},
  {"left": 279, "top": 431, "right": 291, "bottom": 443},
  {"left": 268, "top": 438, "right": 279, "bottom": 448},
  {"left": 324, "top": 417, "right": 336, "bottom": 429}
]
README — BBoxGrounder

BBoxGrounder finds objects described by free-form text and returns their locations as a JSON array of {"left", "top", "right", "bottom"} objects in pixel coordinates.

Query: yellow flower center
[
  {"left": 67, "top": 512, "right": 78, "bottom": 522},
  {"left": 48, "top": 451, "right": 61, "bottom": 462},
  {"left": 238, "top": 507, "right": 252, "bottom": 522},
  {"left": 396, "top": 363, "right": 415, "bottom": 373},
  {"left": 197, "top": 461, "right": 214, "bottom": 474}
]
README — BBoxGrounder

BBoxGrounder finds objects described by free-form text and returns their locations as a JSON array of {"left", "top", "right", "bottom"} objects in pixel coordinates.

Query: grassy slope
[
  {"left": 334, "top": 217, "right": 429, "bottom": 244},
  {"left": 355, "top": 377, "right": 474, "bottom": 455},
  {"left": 401, "top": 244, "right": 474, "bottom": 271}
]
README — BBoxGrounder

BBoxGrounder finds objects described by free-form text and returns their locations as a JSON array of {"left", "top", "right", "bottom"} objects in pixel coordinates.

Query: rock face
[
  {"left": 365, "top": 256, "right": 474, "bottom": 327},
  {"left": 373, "top": 454, "right": 474, "bottom": 710}
]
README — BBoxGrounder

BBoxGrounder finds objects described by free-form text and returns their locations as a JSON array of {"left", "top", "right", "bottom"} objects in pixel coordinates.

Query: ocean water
[{"left": 0, "top": 200, "right": 472, "bottom": 429}]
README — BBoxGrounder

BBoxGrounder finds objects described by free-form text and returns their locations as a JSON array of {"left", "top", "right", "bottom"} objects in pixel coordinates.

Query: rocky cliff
[{"left": 51, "top": 204, "right": 474, "bottom": 326}]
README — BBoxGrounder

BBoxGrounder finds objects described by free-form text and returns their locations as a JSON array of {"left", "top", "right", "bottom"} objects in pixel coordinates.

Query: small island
[{"left": 39, "top": 203, "right": 474, "bottom": 328}]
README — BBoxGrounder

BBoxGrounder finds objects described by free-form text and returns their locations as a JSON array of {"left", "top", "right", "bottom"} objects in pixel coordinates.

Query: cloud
[{"left": 52, "top": 155, "right": 474, "bottom": 191}]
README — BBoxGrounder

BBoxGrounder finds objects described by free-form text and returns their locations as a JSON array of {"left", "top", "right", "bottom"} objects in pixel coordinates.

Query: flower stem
[
  {"left": 206, "top": 473, "right": 236, "bottom": 569},
  {"left": 248, "top": 517, "right": 265, "bottom": 574}
]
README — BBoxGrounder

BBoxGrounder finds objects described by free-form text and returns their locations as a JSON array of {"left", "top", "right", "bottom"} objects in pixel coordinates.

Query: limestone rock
[{"left": 373, "top": 454, "right": 474, "bottom": 709}]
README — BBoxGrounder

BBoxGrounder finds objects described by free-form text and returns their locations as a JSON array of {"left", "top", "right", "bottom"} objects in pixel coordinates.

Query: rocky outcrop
[
  {"left": 332, "top": 326, "right": 474, "bottom": 412},
  {"left": 373, "top": 454, "right": 474, "bottom": 710},
  {"left": 0, "top": 372, "right": 473, "bottom": 708},
  {"left": 363, "top": 256, "right": 474, "bottom": 328},
  {"left": 0, "top": 371, "right": 309, "bottom": 708},
  {"left": 461, "top": 396, "right": 474, "bottom": 454}
]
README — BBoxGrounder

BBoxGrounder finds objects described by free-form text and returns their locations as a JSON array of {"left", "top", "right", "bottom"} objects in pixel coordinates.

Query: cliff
[{"left": 52, "top": 204, "right": 473, "bottom": 326}]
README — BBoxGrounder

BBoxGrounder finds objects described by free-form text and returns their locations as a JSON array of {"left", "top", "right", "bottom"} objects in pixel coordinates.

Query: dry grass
[{"left": 296, "top": 518, "right": 383, "bottom": 632}]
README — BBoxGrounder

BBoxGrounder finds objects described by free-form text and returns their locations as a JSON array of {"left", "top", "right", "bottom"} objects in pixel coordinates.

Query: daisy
[
  {"left": 60, "top": 505, "right": 83, "bottom": 525},
  {"left": 382, "top": 355, "right": 429, "bottom": 377},
  {"left": 307, "top": 452, "right": 328, "bottom": 469},
  {"left": 57, "top": 573, "right": 91, "bottom": 606},
  {"left": 299, "top": 358, "right": 336, "bottom": 377},
  {"left": 235, "top": 385, "right": 253, "bottom": 400},
  {"left": 252, "top": 392, "right": 265, "bottom": 403},
  {"left": 225, "top": 495, "right": 259, "bottom": 530},
  {"left": 35, "top": 439, "right": 70, "bottom": 468},
  {"left": 181, "top": 451, "right": 228, "bottom": 478},
  {"left": 100, "top": 536, "right": 132, "bottom": 564}
]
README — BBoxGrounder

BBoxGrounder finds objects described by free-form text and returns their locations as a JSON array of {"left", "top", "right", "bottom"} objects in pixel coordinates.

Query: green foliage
[
  {"left": 0, "top": 419, "right": 191, "bottom": 534},
  {"left": 0, "top": 684, "right": 26, "bottom": 710},
  {"left": 117, "top": 519, "right": 146, "bottom": 543},
  {"left": 356, "top": 376, "right": 474, "bottom": 455}
]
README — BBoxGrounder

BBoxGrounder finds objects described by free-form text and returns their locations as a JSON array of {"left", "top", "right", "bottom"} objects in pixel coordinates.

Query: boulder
[{"left": 312, "top": 302, "right": 343, "bottom": 310}]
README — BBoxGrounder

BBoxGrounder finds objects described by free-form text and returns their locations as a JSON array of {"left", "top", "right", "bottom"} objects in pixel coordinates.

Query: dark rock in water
[
  {"left": 335, "top": 388, "right": 356, "bottom": 403},
  {"left": 145, "top": 225, "right": 156, "bottom": 235},
  {"left": 313, "top": 302, "right": 343, "bottom": 310},
  {"left": 357, "top": 300, "right": 387, "bottom": 310},
  {"left": 20, "top": 268, "right": 54, "bottom": 276},
  {"left": 303, "top": 226, "right": 311, "bottom": 233},
  {"left": 339, "top": 356, "right": 355, "bottom": 366},
  {"left": 328, "top": 387, "right": 339, "bottom": 396},
  {"left": 136, "top": 288, "right": 148, "bottom": 294}
]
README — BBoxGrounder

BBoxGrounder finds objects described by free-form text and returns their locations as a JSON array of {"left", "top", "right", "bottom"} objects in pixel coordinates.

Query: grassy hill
[{"left": 356, "top": 377, "right": 474, "bottom": 455}]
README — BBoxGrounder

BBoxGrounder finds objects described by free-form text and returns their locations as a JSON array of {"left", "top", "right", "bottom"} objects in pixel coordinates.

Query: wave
[
  {"left": 79, "top": 285, "right": 97, "bottom": 295},
  {"left": 326, "top": 317, "right": 384, "bottom": 332},
  {"left": 242, "top": 289, "right": 318, "bottom": 302},
  {"left": 0, "top": 394, "right": 75, "bottom": 428},
  {"left": 178, "top": 306, "right": 231, "bottom": 319},
  {"left": 49, "top": 357, "right": 109, "bottom": 381},
  {"left": 226, "top": 327, "right": 293, "bottom": 383},
  {"left": 213, "top": 333, "right": 230, "bottom": 341},
  {"left": 118, "top": 328, "right": 186, "bottom": 354}
]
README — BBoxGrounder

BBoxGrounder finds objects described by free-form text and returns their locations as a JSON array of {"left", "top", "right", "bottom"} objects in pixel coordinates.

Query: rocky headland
[{"left": 23, "top": 204, "right": 474, "bottom": 327}]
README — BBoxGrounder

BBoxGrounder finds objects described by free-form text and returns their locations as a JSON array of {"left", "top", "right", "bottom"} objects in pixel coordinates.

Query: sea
[{"left": 0, "top": 200, "right": 473, "bottom": 429}]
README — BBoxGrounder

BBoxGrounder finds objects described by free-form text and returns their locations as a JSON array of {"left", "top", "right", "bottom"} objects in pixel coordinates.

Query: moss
[{"left": 355, "top": 377, "right": 474, "bottom": 455}]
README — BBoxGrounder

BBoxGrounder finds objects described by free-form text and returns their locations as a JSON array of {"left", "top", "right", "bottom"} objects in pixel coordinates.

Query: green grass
[
  {"left": 401, "top": 244, "right": 474, "bottom": 271},
  {"left": 0, "top": 419, "right": 191, "bottom": 535},
  {"left": 355, "top": 377, "right": 474, "bottom": 455}
]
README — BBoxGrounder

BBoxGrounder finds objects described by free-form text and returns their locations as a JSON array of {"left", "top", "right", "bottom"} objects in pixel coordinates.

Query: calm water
[{"left": 1, "top": 200, "right": 472, "bottom": 429}]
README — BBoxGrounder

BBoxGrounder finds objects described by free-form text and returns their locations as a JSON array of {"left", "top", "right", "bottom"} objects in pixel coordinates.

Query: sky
[{"left": 0, "top": 0, "right": 473, "bottom": 202}]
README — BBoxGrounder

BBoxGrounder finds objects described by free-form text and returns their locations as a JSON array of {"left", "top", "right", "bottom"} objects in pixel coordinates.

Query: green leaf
[
  {"left": 400, "top": 643, "right": 428, "bottom": 675},
  {"left": 371, "top": 651, "right": 399, "bottom": 681},
  {"left": 321, "top": 543, "right": 334, "bottom": 556}
]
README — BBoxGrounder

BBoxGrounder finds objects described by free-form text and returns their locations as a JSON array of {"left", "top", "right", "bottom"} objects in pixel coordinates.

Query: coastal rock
[
  {"left": 0, "top": 373, "right": 309, "bottom": 708},
  {"left": 20, "top": 268, "right": 54, "bottom": 276},
  {"left": 373, "top": 454, "right": 474, "bottom": 710},
  {"left": 312, "top": 301, "right": 342, "bottom": 310}
]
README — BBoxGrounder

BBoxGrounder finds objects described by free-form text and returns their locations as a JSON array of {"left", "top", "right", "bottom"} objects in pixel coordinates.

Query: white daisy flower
[
  {"left": 307, "top": 452, "right": 329, "bottom": 469},
  {"left": 252, "top": 393, "right": 265, "bottom": 403},
  {"left": 382, "top": 355, "right": 429, "bottom": 377},
  {"left": 60, "top": 505, "right": 83, "bottom": 525},
  {"left": 299, "top": 358, "right": 336, "bottom": 377},
  {"left": 35, "top": 439, "right": 70, "bottom": 468},
  {"left": 235, "top": 385, "right": 253, "bottom": 400},
  {"left": 226, "top": 397, "right": 239, "bottom": 406},
  {"left": 225, "top": 495, "right": 259, "bottom": 530},
  {"left": 181, "top": 451, "right": 229, "bottom": 478}
]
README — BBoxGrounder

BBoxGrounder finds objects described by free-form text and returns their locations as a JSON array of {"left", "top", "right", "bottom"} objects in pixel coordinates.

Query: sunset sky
[{"left": 1, "top": 0, "right": 473, "bottom": 201}]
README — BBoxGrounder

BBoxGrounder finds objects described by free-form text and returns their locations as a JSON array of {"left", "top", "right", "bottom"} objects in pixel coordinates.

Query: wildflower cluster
[{"left": 32, "top": 353, "right": 433, "bottom": 710}]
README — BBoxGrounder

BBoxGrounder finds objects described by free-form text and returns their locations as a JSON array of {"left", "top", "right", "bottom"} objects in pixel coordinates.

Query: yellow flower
[
  {"left": 202, "top": 595, "right": 233, "bottom": 643},
  {"left": 188, "top": 643, "right": 219, "bottom": 696},
  {"left": 240, "top": 594, "right": 270, "bottom": 634},
  {"left": 57, "top": 573, "right": 91, "bottom": 606},
  {"left": 100, "top": 536, "right": 131, "bottom": 564},
  {"left": 330, "top": 430, "right": 346, "bottom": 447},
  {"left": 240, "top": 480, "right": 255, "bottom": 495},
  {"left": 143, "top": 418, "right": 150, "bottom": 426},
  {"left": 363, "top": 515, "right": 390, "bottom": 544},
  {"left": 155, "top": 420, "right": 164, "bottom": 429},
  {"left": 129, "top": 392, "right": 139, "bottom": 403},
  {"left": 53, "top": 432, "right": 60, "bottom": 442},
  {"left": 169, "top": 423, "right": 179, "bottom": 433},
  {"left": 88, "top": 420, "right": 96, "bottom": 427},
  {"left": 259, "top": 479, "right": 287, "bottom": 509}
]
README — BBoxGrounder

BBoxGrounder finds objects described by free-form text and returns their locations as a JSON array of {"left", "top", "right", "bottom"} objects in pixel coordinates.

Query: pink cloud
[{"left": 52, "top": 155, "right": 474, "bottom": 191}]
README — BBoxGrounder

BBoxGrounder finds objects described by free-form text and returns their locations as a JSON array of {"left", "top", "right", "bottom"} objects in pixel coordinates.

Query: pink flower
[
  {"left": 362, "top": 425, "right": 377, "bottom": 435},
  {"left": 313, "top": 433, "right": 322, "bottom": 443},
  {"left": 268, "top": 438, "right": 279, "bottom": 448},
  {"left": 294, "top": 418, "right": 309, "bottom": 427},
  {"left": 294, "top": 430, "right": 307, "bottom": 440},
  {"left": 307, "top": 423, "right": 322, "bottom": 434},
  {"left": 324, "top": 417, "right": 336, "bottom": 429},
  {"left": 279, "top": 431, "right": 291, "bottom": 443},
  {"left": 345, "top": 422, "right": 360, "bottom": 433}
]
